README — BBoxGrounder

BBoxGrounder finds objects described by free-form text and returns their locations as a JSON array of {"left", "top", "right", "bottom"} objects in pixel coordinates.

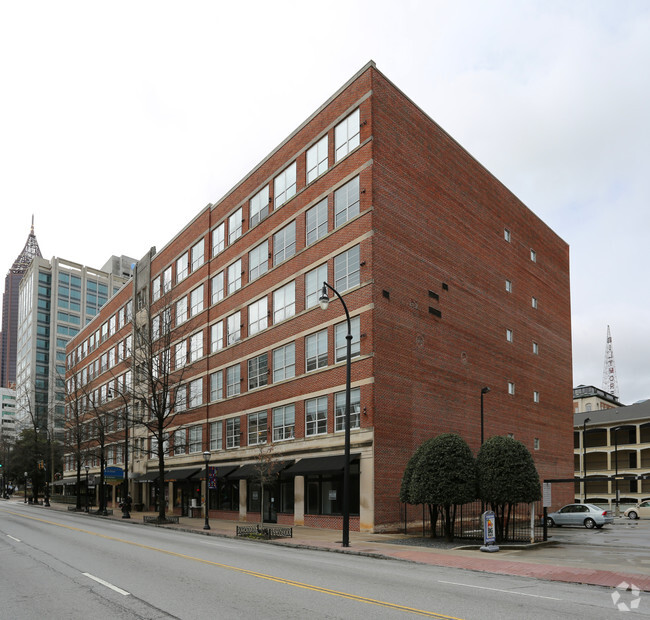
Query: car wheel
[
  {"left": 584, "top": 518, "right": 596, "bottom": 529},
  {"left": 546, "top": 517, "right": 555, "bottom": 527},
  {"left": 628, "top": 511, "right": 638, "bottom": 520}
]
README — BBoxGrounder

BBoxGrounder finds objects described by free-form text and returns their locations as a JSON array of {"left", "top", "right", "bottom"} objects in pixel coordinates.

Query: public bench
[
  {"left": 236, "top": 524, "right": 293, "bottom": 539},
  {"left": 143, "top": 515, "right": 180, "bottom": 524}
]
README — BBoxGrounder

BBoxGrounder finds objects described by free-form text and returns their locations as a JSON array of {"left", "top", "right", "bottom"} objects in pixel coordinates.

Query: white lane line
[
  {"left": 7, "top": 535, "right": 21, "bottom": 542},
  {"left": 438, "top": 580, "right": 562, "bottom": 600},
  {"left": 82, "top": 572, "right": 130, "bottom": 596}
]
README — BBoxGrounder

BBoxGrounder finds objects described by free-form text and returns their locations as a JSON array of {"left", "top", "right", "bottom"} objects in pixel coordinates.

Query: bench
[
  {"left": 236, "top": 524, "right": 293, "bottom": 539},
  {"left": 143, "top": 515, "right": 180, "bottom": 524}
]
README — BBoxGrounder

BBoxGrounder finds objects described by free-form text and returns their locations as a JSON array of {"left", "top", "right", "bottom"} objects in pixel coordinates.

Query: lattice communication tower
[{"left": 602, "top": 325, "right": 619, "bottom": 398}]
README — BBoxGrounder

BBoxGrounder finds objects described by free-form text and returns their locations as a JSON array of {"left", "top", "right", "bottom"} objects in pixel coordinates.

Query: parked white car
[{"left": 624, "top": 501, "right": 650, "bottom": 520}]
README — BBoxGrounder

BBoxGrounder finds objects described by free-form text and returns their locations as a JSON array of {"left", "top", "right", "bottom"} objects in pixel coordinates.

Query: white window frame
[
  {"left": 229, "top": 207, "right": 243, "bottom": 244},
  {"left": 248, "top": 411, "right": 268, "bottom": 446},
  {"left": 334, "top": 176, "right": 360, "bottom": 228},
  {"left": 273, "top": 221, "right": 296, "bottom": 265},
  {"left": 152, "top": 276, "right": 161, "bottom": 302},
  {"left": 189, "top": 425, "right": 202, "bottom": 453},
  {"left": 189, "top": 332, "right": 203, "bottom": 362},
  {"left": 176, "top": 297, "right": 187, "bottom": 326},
  {"left": 174, "top": 429, "right": 187, "bottom": 455},
  {"left": 335, "top": 316, "right": 360, "bottom": 362},
  {"left": 305, "top": 263, "right": 327, "bottom": 309},
  {"left": 334, "top": 245, "right": 360, "bottom": 292},
  {"left": 334, "top": 108, "right": 360, "bottom": 162},
  {"left": 533, "top": 341, "right": 539, "bottom": 355},
  {"left": 505, "top": 279, "right": 512, "bottom": 293},
  {"left": 335, "top": 387, "right": 360, "bottom": 432},
  {"left": 163, "top": 267, "right": 172, "bottom": 293},
  {"left": 504, "top": 228, "right": 511, "bottom": 242},
  {"left": 226, "top": 417, "right": 240, "bottom": 449},
  {"left": 533, "top": 391, "right": 540, "bottom": 403},
  {"left": 272, "top": 404, "right": 295, "bottom": 441},
  {"left": 274, "top": 162, "right": 296, "bottom": 208},
  {"left": 306, "top": 329, "right": 328, "bottom": 371},
  {"left": 530, "top": 249, "right": 537, "bottom": 262},
  {"left": 305, "top": 396, "right": 328, "bottom": 436},
  {"left": 176, "top": 253, "right": 189, "bottom": 283},
  {"left": 306, "top": 135, "right": 328, "bottom": 183},
  {"left": 211, "top": 271, "right": 224, "bottom": 305},
  {"left": 210, "top": 370, "right": 223, "bottom": 402},
  {"left": 175, "top": 341, "right": 187, "bottom": 369},
  {"left": 210, "top": 420, "right": 222, "bottom": 451},
  {"left": 226, "top": 364, "right": 240, "bottom": 397},
  {"left": 273, "top": 281, "right": 295, "bottom": 323},
  {"left": 248, "top": 297, "right": 268, "bottom": 335},
  {"left": 272, "top": 343, "right": 295, "bottom": 382},
  {"left": 212, "top": 222, "right": 225, "bottom": 256},
  {"left": 227, "top": 312, "right": 241, "bottom": 345},
  {"left": 306, "top": 198, "right": 328, "bottom": 246},
  {"left": 248, "top": 353, "right": 268, "bottom": 390},
  {"left": 211, "top": 321, "right": 223, "bottom": 353},
  {"left": 249, "top": 241, "right": 269, "bottom": 282},
  {"left": 506, "top": 328, "right": 513, "bottom": 343},
  {"left": 190, "top": 284, "right": 204, "bottom": 317},
  {"left": 250, "top": 186, "right": 270, "bottom": 227},
  {"left": 191, "top": 239, "right": 204, "bottom": 272},
  {"left": 227, "top": 259, "right": 242, "bottom": 294},
  {"left": 508, "top": 382, "right": 516, "bottom": 395}
]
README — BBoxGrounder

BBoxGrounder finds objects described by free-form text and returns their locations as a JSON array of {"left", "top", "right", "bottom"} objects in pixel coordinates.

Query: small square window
[
  {"left": 534, "top": 391, "right": 540, "bottom": 403},
  {"left": 533, "top": 341, "right": 539, "bottom": 355},
  {"left": 534, "top": 438, "right": 540, "bottom": 450},
  {"left": 504, "top": 228, "right": 511, "bottom": 242},
  {"left": 505, "top": 279, "right": 512, "bottom": 293},
  {"left": 532, "top": 297, "right": 538, "bottom": 309},
  {"left": 508, "top": 382, "right": 515, "bottom": 395},
  {"left": 506, "top": 328, "right": 513, "bottom": 343},
  {"left": 530, "top": 249, "right": 537, "bottom": 262}
]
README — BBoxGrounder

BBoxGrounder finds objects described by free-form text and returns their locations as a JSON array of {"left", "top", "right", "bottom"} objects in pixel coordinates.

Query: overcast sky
[{"left": 1, "top": 1, "right": 648, "bottom": 404}]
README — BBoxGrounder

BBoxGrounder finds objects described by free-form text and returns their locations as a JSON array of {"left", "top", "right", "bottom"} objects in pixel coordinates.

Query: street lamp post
[
  {"left": 480, "top": 387, "right": 490, "bottom": 445},
  {"left": 203, "top": 450, "right": 211, "bottom": 530},
  {"left": 583, "top": 418, "right": 591, "bottom": 502},
  {"left": 40, "top": 427, "right": 51, "bottom": 507},
  {"left": 319, "top": 282, "right": 351, "bottom": 548},
  {"left": 24, "top": 472, "right": 28, "bottom": 503},
  {"left": 84, "top": 465, "right": 90, "bottom": 513}
]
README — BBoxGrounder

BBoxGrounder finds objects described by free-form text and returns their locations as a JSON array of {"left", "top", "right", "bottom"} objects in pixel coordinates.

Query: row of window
[
  {"left": 503, "top": 227, "right": 537, "bottom": 263},
  {"left": 506, "top": 381, "right": 541, "bottom": 403}
]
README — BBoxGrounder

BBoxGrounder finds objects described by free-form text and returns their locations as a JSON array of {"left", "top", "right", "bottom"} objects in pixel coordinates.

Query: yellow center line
[{"left": 2, "top": 508, "right": 462, "bottom": 619}]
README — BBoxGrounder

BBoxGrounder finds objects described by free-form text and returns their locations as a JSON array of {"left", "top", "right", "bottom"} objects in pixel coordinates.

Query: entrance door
[{"left": 263, "top": 487, "right": 277, "bottom": 523}]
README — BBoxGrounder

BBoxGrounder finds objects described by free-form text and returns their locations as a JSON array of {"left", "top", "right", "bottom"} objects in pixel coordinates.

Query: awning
[
  {"left": 284, "top": 454, "right": 360, "bottom": 476},
  {"left": 131, "top": 471, "right": 166, "bottom": 483},
  {"left": 228, "top": 460, "right": 294, "bottom": 480},
  {"left": 199, "top": 465, "right": 239, "bottom": 480},
  {"left": 164, "top": 467, "right": 202, "bottom": 482}
]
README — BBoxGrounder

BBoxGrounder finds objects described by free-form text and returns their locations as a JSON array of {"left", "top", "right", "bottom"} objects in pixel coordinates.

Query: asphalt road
[{"left": 1, "top": 502, "right": 648, "bottom": 619}]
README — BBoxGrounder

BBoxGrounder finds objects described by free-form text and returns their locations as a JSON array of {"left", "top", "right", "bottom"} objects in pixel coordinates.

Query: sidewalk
[{"left": 15, "top": 498, "right": 650, "bottom": 592}]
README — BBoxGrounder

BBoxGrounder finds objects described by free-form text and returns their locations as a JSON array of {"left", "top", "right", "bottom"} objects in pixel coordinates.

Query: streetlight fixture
[
  {"left": 480, "top": 387, "right": 490, "bottom": 445},
  {"left": 319, "top": 281, "right": 352, "bottom": 548},
  {"left": 40, "top": 427, "right": 51, "bottom": 507},
  {"left": 582, "top": 418, "right": 591, "bottom": 502},
  {"left": 612, "top": 426, "right": 623, "bottom": 516},
  {"left": 203, "top": 450, "right": 211, "bottom": 530},
  {"left": 84, "top": 465, "right": 90, "bottom": 513}
]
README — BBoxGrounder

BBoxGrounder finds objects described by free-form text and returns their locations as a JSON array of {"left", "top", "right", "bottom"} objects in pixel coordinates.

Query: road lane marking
[
  {"left": 438, "top": 580, "right": 562, "bottom": 600},
  {"left": 7, "top": 535, "right": 21, "bottom": 542},
  {"left": 0, "top": 508, "right": 462, "bottom": 619},
  {"left": 82, "top": 572, "right": 130, "bottom": 596}
]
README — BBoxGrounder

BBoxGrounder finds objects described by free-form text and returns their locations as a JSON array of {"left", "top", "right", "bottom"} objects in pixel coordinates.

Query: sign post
[{"left": 480, "top": 510, "right": 499, "bottom": 552}]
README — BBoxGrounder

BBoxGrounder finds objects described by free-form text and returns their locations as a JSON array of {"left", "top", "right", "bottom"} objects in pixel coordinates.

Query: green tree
[
  {"left": 406, "top": 434, "right": 476, "bottom": 541},
  {"left": 476, "top": 435, "right": 541, "bottom": 541}
]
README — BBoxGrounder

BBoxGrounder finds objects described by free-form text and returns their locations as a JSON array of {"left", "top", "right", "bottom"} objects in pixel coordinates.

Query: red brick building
[{"left": 64, "top": 61, "right": 573, "bottom": 531}]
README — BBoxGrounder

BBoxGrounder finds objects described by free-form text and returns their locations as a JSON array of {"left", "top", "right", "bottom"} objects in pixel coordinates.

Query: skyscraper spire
[
  {"left": 10, "top": 215, "right": 42, "bottom": 274},
  {"left": 602, "top": 325, "right": 620, "bottom": 398}
]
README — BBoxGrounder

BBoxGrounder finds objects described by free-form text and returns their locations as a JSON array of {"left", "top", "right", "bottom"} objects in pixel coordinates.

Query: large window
[
  {"left": 189, "top": 332, "right": 203, "bottom": 362},
  {"left": 152, "top": 276, "right": 161, "bottom": 302},
  {"left": 334, "top": 109, "right": 360, "bottom": 162},
  {"left": 273, "top": 404, "right": 295, "bottom": 441},
  {"left": 210, "top": 420, "right": 222, "bottom": 451},
  {"left": 335, "top": 316, "right": 360, "bottom": 362},
  {"left": 175, "top": 341, "right": 187, "bottom": 369},
  {"left": 248, "top": 411, "right": 268, "bottom": 445},
  {"left": 274, "top": 162, "right": 296, "bottom": 208},
  {"left": 163, "top": 267, "right": 172, "bottom": 293},
  {"left": 212, "top": 222, "right": 225, "bottom": 256},
  {"left": 334, "top": 176, "right": 360, "bottom": 228},
  {"left": 226, "top": 417, "right": 240, "bottom": 449},
  {"left": 334, "top": 245, "right": 360, "bottom": 292},
  {"left": 176, "top": 297, "right": 187, "bottom": 326},
  {"left": 250, "top": 186, "right": 269, "bottom": 228},
  {"left": 190, "top": 284, "right": 204, "bottom": 317},
  {"left": 211, "top": 321, "right": 223, "bottom": 353},
  {"left": 305, "top": 396, "right": 328, "bottom": 436},
  {"left": 335, "top": 387, "right": 360, "bottom": 432},
  {"left": 226, "top": 364, "right": 240, "bottom": 397},
  {"left": 248, "top": 353, "right": 268, "bottom": 390},
  {"left": 305, "top": 264, "right": 327, "bottom": 309},
  {"left": 189, "top": 379, "right": 203, "bottom": 408},
  {"left": 176, "top": 253, "right": 189, "bottom": 283},
  {"left": 249, "top": 241, "right": 269, "bottom": 281},
  {"left": 211, "top": 271, "right": 224, "bottom": 305},
  {"left": 227, "top": 259, "right": 242, "bottom": 294},
  {"left": 272, "top": 343, "right": 295, "bottom": 382},
  {"left": 191, "top": 239, "right": 204, "bottom": 271},
  {"left": 210, "top": 370, "right": 223, "bottom": 401},
  {"left": 273, "top": 282, "right": 295, "bottom": 323},
  {"left": 306, "top": 329, "right": 328, "bottom": 371},
  {"left": 306, "top": 135, "right": 328, "bottom": 183},
  {"left": 189, "top": 425, "right": 202, "bottom": 453},
  {"left": 248, "top": 298, "right": 268, "bottom": 335},
  {"left": 306, "top": 198, "right": 328, "bottom": 246},
  {"left": 273, "top": 222, "right": 296, "bottom": 265},
  {"left": 229, "top": 207, "right": 243, "bottom": 244},
  {"left": 227, "top": 311, "right": 241, "bottom": 345}
]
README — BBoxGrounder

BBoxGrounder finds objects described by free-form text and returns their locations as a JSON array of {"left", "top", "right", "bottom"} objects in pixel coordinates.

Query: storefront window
[{"left": 305, "top": 467, "right": 359, "bottom": 516}]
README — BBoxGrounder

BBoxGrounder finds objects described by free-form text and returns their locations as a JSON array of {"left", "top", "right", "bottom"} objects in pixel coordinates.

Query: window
[
  {"left": 273, "top": 282, "right": 295, "bottom": 323},
  {"left": 273, "top": 404, "right": 295, "bottom": 441},
  {"left": 533, "top": 391, "right": 540, "bottom": 403},
  {"left": 176, "top": 253, "right": 188, "bottom": 283},
  {"left": 305, "top": 396, "right": 328, "bottom": 436},
  {"left": 212, "top": 222, "right": 225, "bottom": 256},
  {"left": 248, "top": 411, "right": 268, "bottom": 445},
  {"left": 530, "top": 249, "right": 537, "bottom": 262},
  {"left": 248, "top": 353, "right": 268, "bottom": 390},
  {"left": 211, "top": 322, "right": 223, "bottom": 353},
  {"left": 189, "top": 332, "right": 203, "bottom": 362},
  {"left": 504, "top": 228, "right": 511, "bottom": 242},
  {"left": 306, "top": 329, "right": 328, "bottom": 371},
  {"left": 306, "top": 198, "right": 328, "bottom": 246},
  {"left": 534, "top": 438, "right": 540, "bottom": 450},
  {"left": 176, "top": 386, "right": 187, "bottom": 412},
  {"left": 191, "top": 239, "right": 204, "bottom": 272},
  {"left": 152, "top": 315, "right": 161, "bottom": 341},
  {"left": 189, "top": 425, "right": 202, "bottom": 453},
  {"left": 508, "top": 382, "right": 516, "bottom": 395},
  {"left": 174, "top": 430, "right": 187, "bottom": 455},
  {"left": 210, "top": 370, "right": 223, "bottom": 401},
  {"left": 211, "top": 271, "right": 224, "bottom": 305},
  {"left": 152, "top": 277, "right": 161, "bottom": 302},
  {"left": 506, "top": 328, "right": 513, "bottom": 343},
  {"left": 189, "top": 379, "right": 203, "bottom": 408},
  {"left": 226, "top": 417, "right": 240, "bottom": 448},
  {"left": 334, "top": 176, "right": 360, "bottom": 227},
  {"left": 163, "top": 267, "right": 172, "bottom": 293},
  {"left": 505, "top": 279, "right": 512, "bottom": 293},
  {"left": 227, "top": 259, "right": 242, "bottom": 294},
  {"left": 227, "top": 312, "right": 241, "bottom": 345},
  {"left": 532, "top": 296, "right": 538, "bottom": 309},
  {"left": 175, "top": 341, "right": 187, "bottom": 369},
  {"left": 273, "top": 221, "right": 296, "bottom": 265},
  {"left": 533, "top": 341, "right": 539, "bottom": 355},
  {"left": 273, "top": 343, "right": 295, "bottom": 382},
  {"left": 335, "top": 316, "right": 360, "bottom": 362},
  {"left": 229, "top": 207, "right": 243, "bottom": 244},
  {"left": 190, "top": 285, "right": 204, "bottom": 317},
  {"left": 306, "top": 135, "right": 328, "bottom": 183},
  {"left": 274, "top": 163, "right": 296, "bottom": 208},
  {"left": 250, "top": 186, "right": 270, "bottom": 227},
  {"left": 248, "top": 298, "right": 268, "bottom": 335},
  {"left": 305, "top": 264, "right": 327, "bottom": 309},
  {"left": 249, "top": 241, "right": 269, "bottom": 281},
  {"left": 226, "top": 364, "right": 240, "bottom": 396},
  {"left": 334, "top": 245, "right": 360, "bottom": 292},
  {"left": 335, "top": 109, "right": 360, "bottom": 161},
  {"left": 335, "top": 387, "right": 361, "bottom": 431},
  {"left": 176, "top": 297, "right": 187, "bottom": 326},
  {"left": 210, "top": 421, "right": 222, "bottom": 450}
]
